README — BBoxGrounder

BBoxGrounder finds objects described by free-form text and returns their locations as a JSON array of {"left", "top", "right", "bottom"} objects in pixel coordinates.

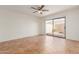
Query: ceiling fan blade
[
  {"left": 33, "top": 11, "right": 37, "bottom": 13},
  {"left": 39, "top": 5, "right": 44, "bottom": 10},
  {"left": 42, "top": 10, "right": 49, "bottom": 11},
  {"left": 31, "top": 7, "right": 37, "bottom": 10}
]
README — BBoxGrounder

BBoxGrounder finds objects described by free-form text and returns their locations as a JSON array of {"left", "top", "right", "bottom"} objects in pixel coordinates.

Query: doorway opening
[{"left": 45, "top": 17, "right": 66, "bottom": 38}]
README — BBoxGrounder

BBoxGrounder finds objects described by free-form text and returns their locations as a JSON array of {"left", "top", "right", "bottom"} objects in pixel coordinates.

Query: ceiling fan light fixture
[
  {"left": 31, "top": 5, "right": 48, "bottom": 15},
  {"left": 38, "top": 11, "right": 42, "bottom": 14}
]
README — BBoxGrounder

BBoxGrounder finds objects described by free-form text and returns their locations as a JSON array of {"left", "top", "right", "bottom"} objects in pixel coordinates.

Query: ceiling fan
[{"left": 31, "top": 5, "right": 48, "bottom": 14}]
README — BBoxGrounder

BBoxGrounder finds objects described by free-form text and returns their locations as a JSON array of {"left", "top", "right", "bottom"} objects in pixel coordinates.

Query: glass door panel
[
  {"left": 45, "top": 20, "right": 53, "bottom": 35},
  {"left": 45, "top": 17, "right": 66, "bottom": 38},
  {"left": 53, "top": 18, "right": 65, "bottom": 38}
]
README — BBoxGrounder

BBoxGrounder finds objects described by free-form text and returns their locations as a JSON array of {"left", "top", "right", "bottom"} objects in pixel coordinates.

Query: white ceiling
[{"left": 0, "top": 5, "right": 77, "bottom": 17}]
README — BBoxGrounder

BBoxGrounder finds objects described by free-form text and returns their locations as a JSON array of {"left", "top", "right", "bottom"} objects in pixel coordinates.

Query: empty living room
[{"left": 0, "top": 5, "right": 79, "bottom": 54}]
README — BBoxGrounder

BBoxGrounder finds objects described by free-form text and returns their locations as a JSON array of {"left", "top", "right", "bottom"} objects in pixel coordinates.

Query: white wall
[
  {"left": 41, "top": 6, "right": 79, "bottom": 41},
  {"left": 0, "top": 9, "right": 40, "bottom": 42},
  {"left": 0, "top": 6, "right": 79, "bottom": 42}
]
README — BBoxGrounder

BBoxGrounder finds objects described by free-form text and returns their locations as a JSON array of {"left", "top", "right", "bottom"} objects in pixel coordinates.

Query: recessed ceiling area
[{"left": 0, "top": 5, "right": 77, "bottom": 17}]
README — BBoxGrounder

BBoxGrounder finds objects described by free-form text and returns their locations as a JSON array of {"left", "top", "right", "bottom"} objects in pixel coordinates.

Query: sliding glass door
[
  {"left": 45, "top": 17, "right": 66, "bottom": 38},
  {"left": 53, "top": 17, "right": 65, "bottom": 38}
]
